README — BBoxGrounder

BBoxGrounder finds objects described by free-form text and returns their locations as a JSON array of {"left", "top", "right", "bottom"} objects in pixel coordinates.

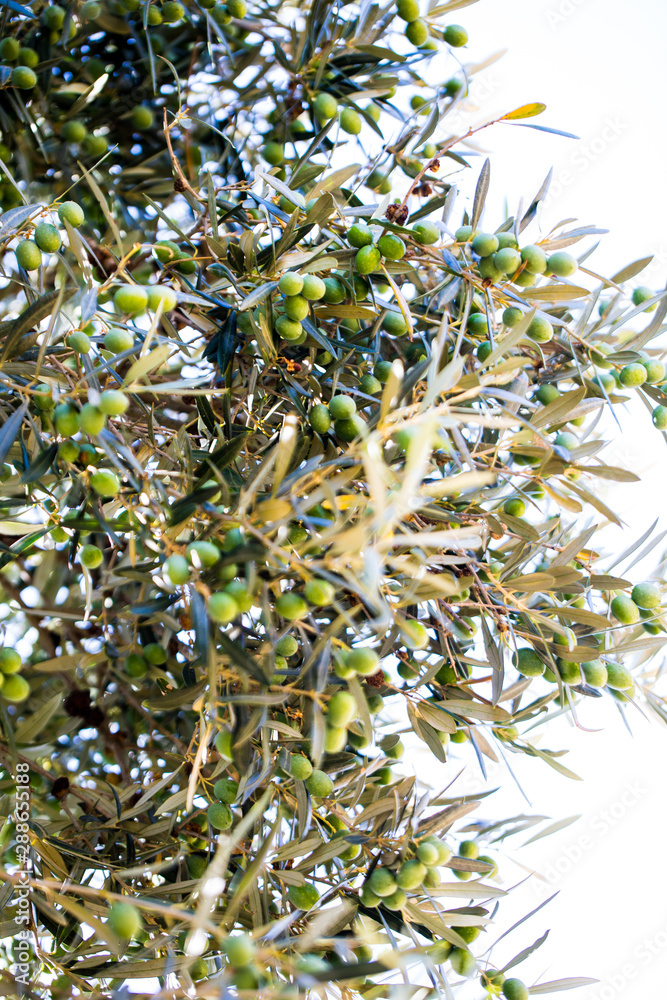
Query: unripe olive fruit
[
  {"left": 606, "top": 662, "right": 634, "bottom": 690},
  {"left": 367, "top": 694, "right": 385, "bottom": 717},
  {"left": 582, "top": 659, "right": 607, "bottom": 687},
  {"left": 557, "top": 660, "right": 580, "bottom": 684},
  {"left": 514, "top": 647, "right": 544, "bottom": 677},
  {"left": 207, "top": 801, "right": 233, "bottom": 829},
  {"left": 288, "top": 883, "right": 320, "bottom": 909},
  {"left": 98, "top": 390, "right": 129, "bottom": 417},
  {"left": 17, "top": 46, "right": 38, "bottom": 68},
  {"left": 304, "top": 578, "right": 336, "bottom": 606},
  {"left": 355, "top": 245, "right": 381, "bottom": 274},
  {"left": 15, "top": 240, "right": 41, "bottom": 271},
  {"left": 214, "top": 730, "right": 232, "bottom": 759},
  {"left": 207, "top": 592, "right": 239, "bottom": 624},
  {"left": 61, "top": 120, "right": 87, "bottom": 143},
  {"left": 223, "top": 933, "right": 255, "bottom": 967},
  {"left": 0, "top": 37, "right": 19, "bottom": 60},
  {"left": 90, "top": 469, "right": 120, "bottom": 497},
  {"left": 284, "top": 295, "right": 309, "bottom": 321},
  {"left": 632, "top": 581, "right": 660, "bottom": 609},
  {"left": 80, "top": 544, "right": 103, "bottom": 569},
  {"left": 618, "top": 363, "right": 646, "bottom": 387},
  {"left": 340, "top": 107, "right": 362, "bottom": 134},
  {"left": 309, "top": 403, "right": 331, "bottom": 434},
  {"left": 329, "top": 395, "right": 356, "bottom": 420},
  {"left": 632, "top": 286, "right": 655, "bottom": 310},
  {"left": 383, "top": 887, "right": 407, "bottom": 910},
  {"left": 466, "top": 313, "right": 487, "bottom": 336},
  {"left": 412, "top": 220, "right": 439, "bottom": 245},
  {"left": 479, "top": 257, "right": 503, "bottom": 282},
  {"left": 652, "top": 405, "right": 667, "bottom": 430},
  {"left": 347, "top": 647, "right": 380, "bottom": 675},
  {"left": 278, "top": 271, "right": 303, "bottom": 296},
  {"left": 366, "top": 170, "right": 392, "bottom": 193},
  {"left": 81, "top": 134, "right": 108, "bottom": 157},
  {"left": 125, "top": 653, "right": 148, "bottom": 678},
  {"left": 642, "top": 359, "right": 665, "bottom": 384},
  {"left": 348, "top": 223, "right": 374, "bottom": 248},
  {"left": 131, "top": 106, "right": 155, "bottom": 131},
  {"left": 459, "top": 839, "right": 478, "bottom": 859},
  {"left": 414, "top": 837, "right": 441, "bottom": 868},
  {"left": 108, "top": 902, "right": 142, "bottom": 940},
  {"left": 396, "top": 858, "right": 427, "bottom": 890},
  {"left": 512, "top": 268, "right": 535, "bottom": 287},
  {"left": 305, "top": 769, "right": 333, "bottom": 797},
  {"left": 143, "top": 643, "right": 167, "bottom": 665},
  {"left": 382, "top": 311, "right": 408, "bottom": 336},
  {"left": 396, "top": 0, "right": 419, "bottom": 20},
  {"left": 502, "top": 979, "right": 529, "bottom": 1000},
  {"left": 33, "top": 224, "right": 61, "bottom": 256},
  {"left": 324, "top": 725, "right": 347, "bottom": 752},
  {"left": 290, "top": 754, "right": 312, "bottom": 780},
  {"left": 536, "top": 383, "right": 559, "bottom": 404},
  {"left": 611, "top": 594, "right": 640, "bottom": 625},
  {"left": 114, "top": 284, "right": 148, "bottom": 316},
  {"left": 275, "top": 592, "right": 309, "bottom": 620},
  {"left": 11, "top": 66, "right": 37, "bottom": 89},
  {"left": 494, "top": 247, "right": 521, "bottom": 274},
  {"left": 1, "top": 674, "right": 29, "bottom": 701},
  {"left": 213, "top": 777, "right": 238, "bottom": 803},
  {"left": 527, "top": 315, "right": 553, "bottom": 343},
  {"left": 497, "top": 231, "right": 519, "bottom": 249},
  {"left": 78, "top": 404, "right": 106, "bottom": 436},
  {"left": 146, "top": 285, "right": 178, "bottom": 312},
  {"left": 547, "top": 251, "right": 577, "bottom": 277},
  {"left": 104, "top": 328, "right": 135, "bottom": 353},
  {"left": 321, "top": 276, "right": 345, "bottom": 304},
  {"left": 450, "top": 947, "right": 476, "bottom": 976},
  {"left": 226, "top": 0, "right": 247, "bottom": 15},
  {"left": 58, "top": 201, "right": 84, "bottom": 228},
  {"left": 401, "top": 620, "right": 429, "bottom": 649},
  {"left": 0, "top": 648, "right": 22, "bottom": 674},
  {"left": 314, "top": 92, "right": 338, "bottom": 120},
  {"left": 367, "top": 867, "right": 397, "bottom": 897},
  {"left": 186, "top": 539, "right": 220, "bottom": 568},
  {"left": 359, "top": 373, "right": 382, "bottom": 394},
  {"left": 161, "top": 0, "right": 185, "bottom": 21},
  {"left": 275, "top": 315, "right": 302, "bottom": 341},
  {"left": 81, "top": 0, "right": 101, "bottom": 17},
  {"left": 359, "top": 884, "right": 381, "bottom": 907},
  {"left": 405, "top": 17, "right": 428, "bottom": 44},
  {"left": 378, "top": 233, "right": 406, "bottom": 260},
  {"left": 472, "top": 233, "right": 499, "bottom": 257},
  {"left": 67, "top": 331, "right": 91, "bottom": 353},
  {"left": 263, "top": 141, "right": 284, "bottom": 165},
  {"left": 503, "top": 497, "right": 525, "bottom": 517},
  {"left": 186, "top": 854, "right": 208, "bottom": 879},
  {"left": 301, "top": 273, "right": 326, "bottom": 300},
  {"left": 53, "top": 404, "right": 77, "bottom": 437},
  {"left": 443, "top": 24, "right": 468, "bottom": 46},
  {"left": 374, "top": 359, "right": 393, "bottom": 382},
  {"left": 521, "top": 244, "right": 548, "bottom": 274},
  {"left": 455, "top": 225, "right": 473, "bottom": 242},
  {"left": 327, "top": 690, "right": 357, "bottom": 728}
]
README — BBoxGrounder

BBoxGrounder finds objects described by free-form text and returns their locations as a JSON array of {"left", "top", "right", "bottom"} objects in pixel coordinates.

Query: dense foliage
[{"left": 0, "top": 0, "right": 666, "bottom": 997}]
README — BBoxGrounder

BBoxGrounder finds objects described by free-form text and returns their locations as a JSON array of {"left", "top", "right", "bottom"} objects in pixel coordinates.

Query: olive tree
[{"left": 0, "top": 0, "right": 665, "bottom": 997}]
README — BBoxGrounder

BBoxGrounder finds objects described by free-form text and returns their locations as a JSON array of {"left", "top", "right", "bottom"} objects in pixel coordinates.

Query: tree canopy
[{"left": 0, "top": 0, "right": 666, "bottom": 997}]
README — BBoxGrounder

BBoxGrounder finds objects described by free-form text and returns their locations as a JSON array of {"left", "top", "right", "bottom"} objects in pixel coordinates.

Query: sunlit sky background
[{"left": 408, "top": 0, "right": 667, "bottom": 995}]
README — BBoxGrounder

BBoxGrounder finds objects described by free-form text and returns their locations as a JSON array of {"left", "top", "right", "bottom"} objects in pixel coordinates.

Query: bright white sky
[{"left": 411, "top": 0, "right": 667, "bottom": 995}]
